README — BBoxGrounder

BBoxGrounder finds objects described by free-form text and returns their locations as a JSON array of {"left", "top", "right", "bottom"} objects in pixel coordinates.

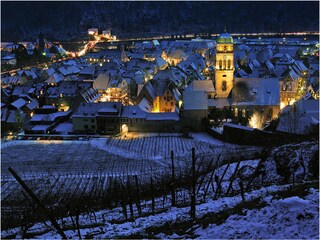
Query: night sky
[{"left": 1, "top": 1, "right": 319, "bottom": 41}]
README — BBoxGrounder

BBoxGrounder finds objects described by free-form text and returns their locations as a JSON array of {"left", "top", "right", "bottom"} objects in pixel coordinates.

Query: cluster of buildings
[
  {"left": 1, "top": 32, "right": 319, "bottom": 136},
  {"left": 87, "top": 27, "right": 116, "bottom": 40},
  {"left": 1, "top": 35, "right": 68, "bottom": 66}
]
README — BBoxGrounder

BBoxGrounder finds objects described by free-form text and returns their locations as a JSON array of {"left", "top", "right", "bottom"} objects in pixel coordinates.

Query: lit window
[{"left": 242, "top": 109, "right": 246, "bottom": 117}]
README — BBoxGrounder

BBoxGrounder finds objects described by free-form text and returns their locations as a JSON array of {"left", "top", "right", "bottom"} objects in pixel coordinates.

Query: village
[
  {"left": 1, "top": 29, "right": 319, "bottom": 143},
  {"left": 1, "top": 1, "right": 319, "bottom": 238}
]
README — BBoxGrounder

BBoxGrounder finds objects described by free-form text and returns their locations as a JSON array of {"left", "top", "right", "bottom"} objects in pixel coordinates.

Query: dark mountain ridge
[{"left": 1, "top": 1, "right": 319, "bottom": 41}]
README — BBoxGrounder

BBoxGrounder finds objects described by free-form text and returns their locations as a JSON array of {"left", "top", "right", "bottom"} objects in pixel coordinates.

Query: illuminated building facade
[{"left": 215, "top": 32, "right": 234, "bottom": 98}]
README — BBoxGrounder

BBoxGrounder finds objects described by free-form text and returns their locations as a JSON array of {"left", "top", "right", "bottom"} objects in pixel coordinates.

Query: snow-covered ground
[
  {"left": 192, "top": 188, "right": 319, "bottom": 239},
  {"left": 3, "top": 185, "right": 318, "bottom": 239},
  {"left": 1, "top": 139, "right": 318, "bottom": 239}
]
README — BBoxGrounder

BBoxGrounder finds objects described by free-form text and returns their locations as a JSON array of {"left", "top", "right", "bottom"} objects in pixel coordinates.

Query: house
[
  {"left": 41, "top": 68, "right": 56, "bottom": 80},
  {"left": 136, "top": 79, "right": 181, "bottom": 113},
  {"left": 182, "top": 80, "right": 215, "bottom": 131},
  {"left": 153, "top": 67, "right": 187, "bottom": 87},
  {"left": 154, "top": 57, "right": 168, "bottom": 71},
  {"left": 11, "top": 85, "right": 35, "bottom": 100},
  {"left": 274, "top": 53, "right": 295, "bottom": 76},
  {"left": 88, "top": 28, "right": 98, "bottom": 35},
  {"left": 177, "top": 53, "right": 206, "bottom": 72},
  {"left": 78, "top": 65, "right": 95, "bottom": 79},
  {"left": 1, "top": 95, "right": 39, "bottom": 134},
  {"left": 121, "top": 105, "right": 180, "bottom": 132},
  {"left": 26, "top": 43, "right": 35, "bottom": 55},
  {"left": 276, "top": 97, "right": 319, "bottom": 135},
  {"left": 1, "top": 55, "right": 16, "bottom": 65},
  {"left": 1, "top": 76, "right": 27, "bottom": 86},
  {"left": 72, "top": 102, "right": 122, "bottom": 134},
  {"left": 45, "top": 81, "right": 92, "bottom": 111},
  {"left": 45, "top": 73, "right": 64, "bottom": 85},
  {"left": 164, "top": 48, "right": 188, "bottom": 66},
  {"left": 93, "top": 73, "right": 129, "bottom": 103},
  {"left": 231, "top": 78, "right": 280, "bottom": 128},
  {"left": 27, "top": 106, "right": 72, "bottom": 134}
]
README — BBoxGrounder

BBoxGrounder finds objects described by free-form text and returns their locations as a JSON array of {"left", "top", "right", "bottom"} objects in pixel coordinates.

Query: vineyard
[{"left": 1, "top": 135, "right": 261, "bottom": 230}]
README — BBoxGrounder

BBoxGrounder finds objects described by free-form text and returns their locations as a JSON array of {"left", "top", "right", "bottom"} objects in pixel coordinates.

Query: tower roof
[{"left": 217, "top": 33, "right": 233, "bottom": 44}]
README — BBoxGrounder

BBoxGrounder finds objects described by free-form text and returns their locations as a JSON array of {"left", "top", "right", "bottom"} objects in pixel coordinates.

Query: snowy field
[
  {"left": 5, "top": 136, "right": 316, "bottom": 237},
  {"left": 2, "top": 134, "right": 260, "bottom": 228},
  {"left": 1, "top": 138, "right": 318, "bottom": 239}
]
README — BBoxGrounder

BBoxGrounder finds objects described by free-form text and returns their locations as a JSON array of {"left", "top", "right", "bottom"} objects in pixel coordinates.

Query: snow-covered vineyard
[
  {"left": 1, "top": 136, "right": 318, "bottom": 238},
  {"left": 1, "top": 134, "right": 258, "bottom": 228}
]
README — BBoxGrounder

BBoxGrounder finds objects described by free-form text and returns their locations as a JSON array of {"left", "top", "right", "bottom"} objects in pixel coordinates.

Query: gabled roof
[
  {"left": 79, "top": 66, "right": 95, "bottom": 76},
  {"left": 26, "top": 99, "right": 39, "bottom": 110},
  {"left": 81, "top": 88, "right": 101, "bottom": 103},
  {"left": 12, "top": 85, "right": 32, "bottom": 96},
  {"left": 93, "top": 73, "right": 110, "bottom": 90},
  {"left": 188, "top": 80, "right": 215, "bottom": 92},
  {"left": 58, "top": 67, "right": 70, "bottom": 76},
  {"left": 45, "top": 73, "right": 64, "bottom": 84},
  {"left": 73, "top": 102, "right": 121, "bottom": 117},
  {"left": 121, "top": 105, "right": 147, "bottom": 118},
  {"left": 46, "top": 68, "right": 56, "bottom": 76},
  {"left": 232, "top": 78, "right": 280, "bottom": 106},
  {"left": 138, "top": 97, "right": 153, "bottom": 113},
  {"left": 183, "top": 89, "right": 207, "bottom": 110},
  {"left": 11, "top": 98, "right": 27, "bottom": 109},
  {"left": 155, "top": 57, "right": 168, "bottom": 67},
  {"left": 146, "top": 112, "right": 179, "bottom": 121}
]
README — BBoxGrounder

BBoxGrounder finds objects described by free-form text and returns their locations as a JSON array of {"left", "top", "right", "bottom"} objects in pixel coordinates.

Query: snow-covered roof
[
  {"left": 46, "top": 68, "right": 55, "bottom": 76},
  {"left": 2, "top": 76, "right": 26, "bottom": 85},
  {"left": 81, "top": 88, "right": 101, "bottom": 103},
  {"left": 79, "top": 66, "right": 95, "bottom": 76},
  {"left": 2, "top": 55, "right": 16, "bottom": 60},
  {"left": 45, "top": 73, "right": 64, "bottom": 84},
  {"left": 73, "top": 102, "right": 121, "bottom": 117},
  {"left": 233, "top": 78, "right": 280, "bottom": 106},
  {"left": 11, "top": 98, "right": 27, "bottom": 109},
  {"left": 93, "top": 74, "right": 110, "bottom": 90},
  {"left": 58, "top": 67, "right": 71, "bottom": 76},
  {"left": 138, "top": 97, "right": 153, "bottom": 113},
  {"left": 26, "top": 99, "right": 39, "bottom": 110},
  {"left": 155, "top": 57, "right": 167, "bottom": 67},
  {"left": 31, "top": 125, "right": 50, "bottom": 132},
  {"left": 6, "top": 110, "right": 17, "bottom": 123},
  {"left": 183, "top": 88, "right": 208, "bottom": 110},
  {"left": 53, "top": 122, "right": 73, "bottom": 133},
  {"left": 31, "top": 111, "right": 71, "bottom": 122},
  {"left": 208, "top": 98, "right": 231, "bottom": 108},
  {"left": 295, "top": 99, "right": 319, "bottom": 114},
  {"left": 189, "top": 80, "right": 215, "bottom": 92},
  {"left": 122, "top": 105, "right": 147, "bottom": 118},
  {"left": 146, "top": 112, "right": 179, "bottom": 121},
  {"left": 11, "top": 85, "right": 30, "bottom": 96}
]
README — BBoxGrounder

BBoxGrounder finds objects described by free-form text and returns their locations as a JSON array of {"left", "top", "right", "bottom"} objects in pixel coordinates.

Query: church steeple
[
  {"left": 121, "top": 45, "right": 129, "bottom": 63},
  {"left": 215, "top": 32, "right": 234, "bottom": 98}
]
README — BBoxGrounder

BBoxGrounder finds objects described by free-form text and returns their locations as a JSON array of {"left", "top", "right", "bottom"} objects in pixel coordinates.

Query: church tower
[{"left": 215, "top": 31, "right": 234, "bottom": 98}]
